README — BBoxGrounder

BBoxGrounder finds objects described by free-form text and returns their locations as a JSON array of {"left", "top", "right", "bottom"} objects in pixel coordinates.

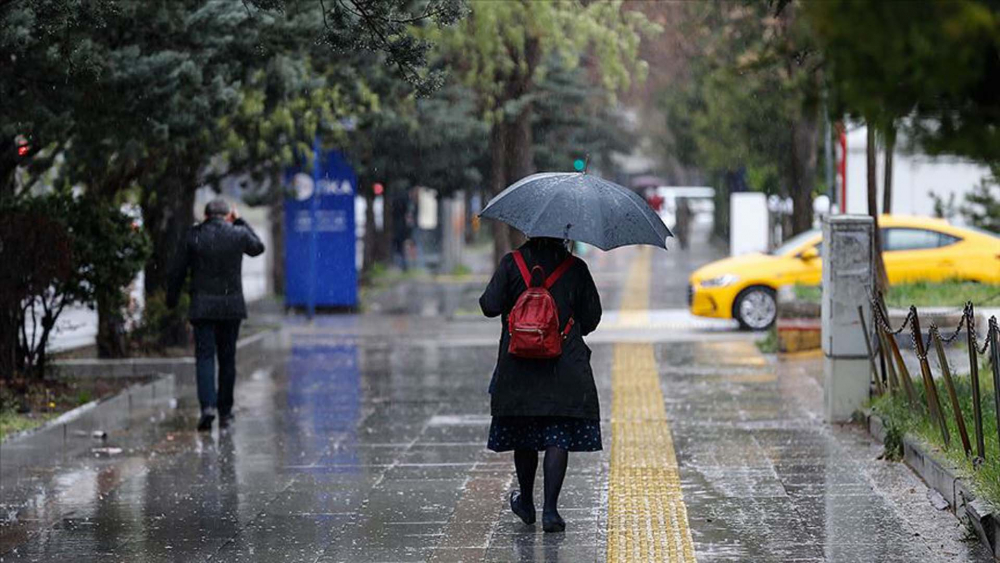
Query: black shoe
[
  {"left": 542, "top": 511, "right": 565, "bottom": 533},
  {"left": 197, "top": 409, "right": 216, "bottom": 432},
  {"left": 219, "top": 413, "right": 234, "bottom": 429},
  {"left": 509, "top": 491, "right": 536, "bottom": 525}
]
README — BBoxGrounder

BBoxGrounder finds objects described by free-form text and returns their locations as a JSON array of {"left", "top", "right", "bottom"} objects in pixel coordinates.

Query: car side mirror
[{"left": 798, "top": 247, "right": 819, "bottom": 261}]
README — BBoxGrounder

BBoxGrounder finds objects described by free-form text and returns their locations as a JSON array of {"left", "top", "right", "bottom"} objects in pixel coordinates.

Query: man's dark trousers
[{"left": 193, "top": 320, "right": 241, "bottom": 417}]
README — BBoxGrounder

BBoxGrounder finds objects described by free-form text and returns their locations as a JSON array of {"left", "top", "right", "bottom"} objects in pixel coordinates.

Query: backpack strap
[
  {"left": 561, "top": 317, "right": 575, "bottom": 340},
  {"left": 544, "top": 256, "right": 576, "bottom": 289},
  {"left": 511, "top": 250, "right": 532, "bottom": 286}
]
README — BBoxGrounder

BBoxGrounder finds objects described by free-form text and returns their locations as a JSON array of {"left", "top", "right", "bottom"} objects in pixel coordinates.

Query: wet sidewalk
[{"left": 1, "top": 233, "right": 992, "bottom": 562}]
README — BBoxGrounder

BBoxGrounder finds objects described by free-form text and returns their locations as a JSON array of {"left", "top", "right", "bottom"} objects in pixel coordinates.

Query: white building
[{"left": 842, "top": 124, "right": 992, "bottom": 223}]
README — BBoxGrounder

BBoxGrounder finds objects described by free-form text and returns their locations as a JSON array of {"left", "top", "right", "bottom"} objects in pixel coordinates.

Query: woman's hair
[{"left": 530, "top": 237, "right": 572, "bottom": 253}]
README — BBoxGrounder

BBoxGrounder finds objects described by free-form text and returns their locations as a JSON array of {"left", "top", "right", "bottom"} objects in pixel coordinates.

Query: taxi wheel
[{"left": 734, "top": 286, "right": 777, "bottom": 331}]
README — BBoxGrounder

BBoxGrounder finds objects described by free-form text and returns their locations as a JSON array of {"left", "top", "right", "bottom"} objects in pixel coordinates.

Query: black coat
[
  {"left": 480, "top": 239, "right": 602, "bottom": 419},
  {"left": 167, "top": 217, "right": 265, "bottom": 320}
]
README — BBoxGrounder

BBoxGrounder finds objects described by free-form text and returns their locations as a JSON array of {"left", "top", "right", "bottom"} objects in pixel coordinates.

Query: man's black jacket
[{"left": 167, "top": 217, "right": 265, "bottom": 320}]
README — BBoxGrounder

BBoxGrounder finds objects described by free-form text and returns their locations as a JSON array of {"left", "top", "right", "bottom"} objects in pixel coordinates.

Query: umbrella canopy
[{"left": 480, "top": 172, "right": 672, "bottom": 251}]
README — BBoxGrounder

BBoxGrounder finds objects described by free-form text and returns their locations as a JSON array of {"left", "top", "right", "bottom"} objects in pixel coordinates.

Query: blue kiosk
[{"left": 284, "top": 148, "right": 358, "bottom": 313}]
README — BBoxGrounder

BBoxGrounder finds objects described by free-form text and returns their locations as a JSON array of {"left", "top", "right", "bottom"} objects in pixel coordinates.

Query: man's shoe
[
  {"left": 219, "top": 413, "right": 235, "bottom": 429},
  {"left": 197, "top": 409, "right": 217, "bottom": 432}
]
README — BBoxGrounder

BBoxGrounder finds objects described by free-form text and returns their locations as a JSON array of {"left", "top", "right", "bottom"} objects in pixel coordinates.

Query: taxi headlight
[{"left": 699, "top": 274, "right": 740, "bottom": 288}]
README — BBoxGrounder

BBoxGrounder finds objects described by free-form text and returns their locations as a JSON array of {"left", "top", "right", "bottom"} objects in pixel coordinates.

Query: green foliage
[
  {"left": 960, "top": 177, "right": 1000, "bottom": 233},
  {"left": 428, "top": 0, "right": 654, "bottom": 122},
  {"left": 755, "top": 326, "right": 779, "bottom": 354},
  {"left": 807, "top": 0, "right": 1000, "bottom": 167},
  {"left": 0, "top": 0, "right": 117, "bottom": 195},
  {"left": 130, "top": 291, "right": 189, "bottom": 353},
  {"left": 872, "top": 367, "right": 1000, "bottom": 512},
  {"left": 659, "top": 2, "right": 822, "bottom": 236},
  {"left": 0, "top": 192, "right": 148, "bottom": 376},
  {"left": 795, "top": 281, "right": 999, "bottom": 308},
  {"left": 882, "top": 281, "right": 1000, "bottom": 308},
  {"left": 793, "top": 284, "right": 822, "bottom": 303},
  {"left": 533, "top": 58, "right": 631, "bottom": 174}
]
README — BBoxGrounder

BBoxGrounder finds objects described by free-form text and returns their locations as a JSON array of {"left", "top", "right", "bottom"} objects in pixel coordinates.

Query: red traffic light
[
  {"left": 373, "top": 183, "right": 384, "bottom": 196},
  {"left": 15, "top": 134, "right": 29, "bottom": 156}
]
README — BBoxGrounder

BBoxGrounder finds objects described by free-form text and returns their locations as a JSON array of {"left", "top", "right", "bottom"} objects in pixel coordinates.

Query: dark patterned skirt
[{"left": 487, "top": 416, "right": 602, "bottom": 452}]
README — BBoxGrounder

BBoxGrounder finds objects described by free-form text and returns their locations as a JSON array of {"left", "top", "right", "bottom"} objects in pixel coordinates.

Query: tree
[
  {"left": 427, "top": 0, "right": 654, "bottom": 261},
  {"left": 806, "top": 0, "right": 1000, "bottom": 291},
  {"left": 1, "top": 0, "right": 465, "bottom": 363},
  {"left": 961, "top": 175, "right": 1000, "bottom": 234},
  {"left": 533, "top": 58, "right": 632, "bottom": 176},
  {"left": 0, "top": 192, "right": 148, "bottom": 378},
  {"left": 658, "top": 1, "right": 822, "bottom": 240},
  {"left": 0, "top": 0, "right": 115, "bottom": 198}
]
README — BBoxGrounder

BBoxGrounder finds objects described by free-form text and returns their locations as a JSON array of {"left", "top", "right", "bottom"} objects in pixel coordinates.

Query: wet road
[{"left": 1, "top": 227, "right": 991, "bottom": 562}]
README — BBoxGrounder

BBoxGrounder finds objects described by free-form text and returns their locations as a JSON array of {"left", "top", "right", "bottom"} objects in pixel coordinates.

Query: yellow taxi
[{"left": 689, "top": 215, "right": 1000, "bottom": 330}]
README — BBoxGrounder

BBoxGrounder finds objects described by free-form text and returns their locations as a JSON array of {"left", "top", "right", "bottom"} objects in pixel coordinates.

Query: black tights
[{"left": 513, "top": 446, "right": 568, "bottom": 514}]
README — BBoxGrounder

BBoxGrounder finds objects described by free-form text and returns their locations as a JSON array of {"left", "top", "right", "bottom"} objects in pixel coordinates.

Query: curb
[
  {"left": 1, "top": 374, "right": 175, "bottom": 463},
  {"left": 52, "top": 326, "right": 278, "bottom": 379},
  {"left": 867, "top": 411, "right": 1000, "bottom": 560}
]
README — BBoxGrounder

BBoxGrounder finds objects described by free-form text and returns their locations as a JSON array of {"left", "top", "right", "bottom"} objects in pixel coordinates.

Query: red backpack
[{"left": 507, "top": 250, "right": 576, "bottom": 359}]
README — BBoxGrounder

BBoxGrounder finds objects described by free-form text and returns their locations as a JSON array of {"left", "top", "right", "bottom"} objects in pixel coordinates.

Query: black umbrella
[{"left": 480, "top": 172, "right": 672, "bottom": 251}]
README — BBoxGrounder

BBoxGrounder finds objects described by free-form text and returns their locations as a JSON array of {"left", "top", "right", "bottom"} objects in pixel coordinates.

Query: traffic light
[
  {"left": 573, "top": 158, "right": 585, "bottom": 172},
  {"left": 15, "top": 134, "right": 29, "bottom": 157}
]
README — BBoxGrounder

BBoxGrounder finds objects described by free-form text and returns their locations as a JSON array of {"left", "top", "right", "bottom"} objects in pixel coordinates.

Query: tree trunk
[
  {"left": 96, "top": 292, "right": 127, "bottom": 358},
  {"left": 489, "top": 122, "right": 511, "bottom": 264},
  {"left": 142, "top": 172, "right": 196, "bottom": 347},
  {"left": 882, "top": 125, "right": 895, "bottom": 215},
  {"left": 0, "top": 298, "right": 17, "bottom": 380},
  {"left": 867, "top": 125, "right": 889, "bottom": 292},
  {"left": 269, "top": 185, "right": 285, "bottom": 296},
  {"left": 788, "top": 114, "right": 818, "bottom": 235},
  {"left": 504, "top": 111, "right": 533, "bottom": 248}
]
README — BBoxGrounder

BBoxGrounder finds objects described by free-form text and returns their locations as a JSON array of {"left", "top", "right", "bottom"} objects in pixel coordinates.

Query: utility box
[
  {"left": 284, "top": 149, "right": 358, "bottom": 310},
  {"left": 729, "top": 192, "right": 769, "bottom": 256},
  {"left": 822, "top": 215, "right": 874, "bottom": 422}
]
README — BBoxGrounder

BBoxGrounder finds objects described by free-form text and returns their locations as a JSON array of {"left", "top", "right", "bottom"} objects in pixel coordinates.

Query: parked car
[{"left": 688, "top": 215, "right": 1000, "bottom": 330}]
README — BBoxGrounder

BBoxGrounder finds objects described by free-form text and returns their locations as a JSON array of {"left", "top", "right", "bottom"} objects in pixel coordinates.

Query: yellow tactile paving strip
[{"left": 607, "top": 247, "right": 697, "bottom": 562}]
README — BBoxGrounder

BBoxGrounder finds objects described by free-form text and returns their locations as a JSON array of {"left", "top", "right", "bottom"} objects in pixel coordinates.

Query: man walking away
[{"left": 168, "top": 198, "right": 265, "bottom": 431}]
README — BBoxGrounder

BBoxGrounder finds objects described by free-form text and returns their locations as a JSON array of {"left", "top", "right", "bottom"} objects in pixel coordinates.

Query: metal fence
[{"left": 862, "top": 295, "right": 1000, "bottom": 465}]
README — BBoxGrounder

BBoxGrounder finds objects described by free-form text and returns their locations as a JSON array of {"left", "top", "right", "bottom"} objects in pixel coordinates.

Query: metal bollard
[
  {"left": 859, "top": 306, "right": 884, "bottom": 395},
  {"left": 989, "top": 317, "right": 1000, "bottom": 461},
  {"left": 911, "top": 307, "right": 950, "bottom": 447},
  {"left": 932, "top": 329, "right": 972, "bottom": 457},
  {"left": 875, "top": 317, "right": 900, "bottom": 394},
  {"left": 967, "top": 304, "right": 986, "bottom": 461}
]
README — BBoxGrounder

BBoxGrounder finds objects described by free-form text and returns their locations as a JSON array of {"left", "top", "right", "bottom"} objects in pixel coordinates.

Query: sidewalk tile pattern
[{"left": 607, "top": 248, "right": 695, "bottom": 562}]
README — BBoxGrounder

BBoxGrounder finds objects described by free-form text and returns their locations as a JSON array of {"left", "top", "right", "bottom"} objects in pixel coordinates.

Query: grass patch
[
  {"left": 0, "top": 411, "right": 54, "bottom": 442},
  {"left": 794, "top": 281, "right": 999, "bottom": 308},
  {"left": 883, "top": 281, "right": 1000, "bottom": 308},
  {"left": 793, "top": 284, "right": 822, "bottom": 303},
  {"left": 449, "top": 263, "right": 472, "bottom": 277},
  {"left": 0, "top": 377, "right": 145, "bottom": 442},
  {"left": 755, "top": 326, "right": 779, "bottom": 354},
  {"left": 871, "top": 366, "right": 1000, "bottom": 511}
]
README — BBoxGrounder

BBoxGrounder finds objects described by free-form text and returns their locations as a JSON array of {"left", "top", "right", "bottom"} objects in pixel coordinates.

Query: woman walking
[{"left": 480, "top": 237, "right": 602, "bottom": 533}]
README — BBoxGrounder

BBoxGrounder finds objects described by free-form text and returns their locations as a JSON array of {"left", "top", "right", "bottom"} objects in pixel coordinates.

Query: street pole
[{"left": 823, "top": 93, "right": 835, "bottom": 212}]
